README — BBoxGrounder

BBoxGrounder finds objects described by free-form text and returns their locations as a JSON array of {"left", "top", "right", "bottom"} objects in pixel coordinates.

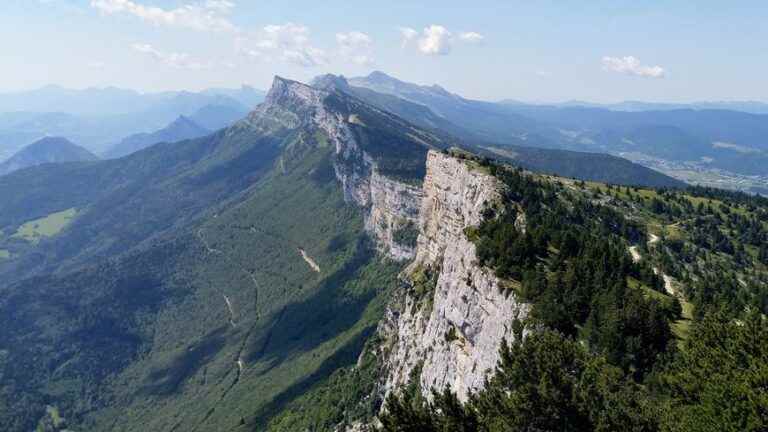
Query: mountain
[
  {"left": 0, "top": 76, "right": 445, "bottom": 431},
  {"left": 0, "top": 85, "right": 148, "bottom": 116},
  {"left": 312, "top": 74, "right": 478, "bottom": 141},
  {"left": 0, "top": 85, "right": 262, "bottom": 117},
  {"left": 0, "top": 88, "right": 253, "bottom": 154},
  {"left": 0, "top": 129, "right": 47, "bottom": 162},
  {"left": 0, "top": 136, "right": 97, "bottom": 176},
  {"left": 317, "top": 74, "right": 683, "bottom": 189},
  {"left": 0, "top": 76, "right": 758, "bottom": 432},
  {"left": 350, "top": 72, "right": 768, "bottom": 192},
  {"left": 104, "top": 115, "right": 210, "bottom": 159},
  {"left": 348, "top": 71, "right": 546, "bottom": 145},
  {"left": 506, "top": 104, "right": 768, "bottom": 178}
]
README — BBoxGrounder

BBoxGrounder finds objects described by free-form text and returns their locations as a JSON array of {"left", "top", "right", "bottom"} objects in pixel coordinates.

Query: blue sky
[{"left": 2, "top": 0, "right": 767, "bottom": 102}]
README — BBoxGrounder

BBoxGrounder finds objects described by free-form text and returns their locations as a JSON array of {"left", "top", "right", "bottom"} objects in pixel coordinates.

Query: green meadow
[{"left": 13, "top": 208, "right": 77, "bottom": 243}]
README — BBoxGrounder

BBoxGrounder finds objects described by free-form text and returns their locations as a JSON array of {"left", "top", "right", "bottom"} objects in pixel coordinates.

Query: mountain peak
[
  {"left": 265, "top": 76, "right": 328, "bottom": 107},
  {"left": 0, "top": 136, "right": 97, "bottom": 176},
  {"left": 310, "top": 74, "right": 350, "bottom": 92},
  {"left": 29, "top": 136, "right": 77, "bottom": 148},
  {"left": 366, "top": 71, "right": 397, "bottom": 83}
]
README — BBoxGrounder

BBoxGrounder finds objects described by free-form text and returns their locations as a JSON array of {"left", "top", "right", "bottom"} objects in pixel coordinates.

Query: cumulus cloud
[
  {"left": 417, "top": 25, "right": 452, "bottom": 55},
  {"left": 602, "top": 56, "right": 665, "bottom": 78},
  {"left": 400, "top": 25, "right": 483, "bottom": 55},
  {"left": 132, "top": 43, "right": 212, "bottom": 69},
  {"left": 90, "top": 0, "right": 237, "bottom": 32},
  {"left": 239, "top": 23, "right": 327, "bottom": 67},
  {"left": 336, "top": 31, "right": 374, "bottom": 65}
]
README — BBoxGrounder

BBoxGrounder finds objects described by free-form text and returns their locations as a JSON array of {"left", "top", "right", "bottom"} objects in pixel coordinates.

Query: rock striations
[{"left": 378, "top": 151, "right": 530, "bottom": 402}]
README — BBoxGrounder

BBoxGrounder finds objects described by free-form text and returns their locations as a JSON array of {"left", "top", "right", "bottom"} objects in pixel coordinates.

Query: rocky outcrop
[
  {"left": 379, "top": 151, "right": 530, "bottom": 402},
  {"left": 366, "top": 172, "right": 423, "bottom": 261}
]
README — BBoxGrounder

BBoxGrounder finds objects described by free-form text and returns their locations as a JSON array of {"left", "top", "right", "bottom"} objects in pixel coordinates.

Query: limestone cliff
[{"left": 378, "top": 151, "right": 530, "bottom": 402}]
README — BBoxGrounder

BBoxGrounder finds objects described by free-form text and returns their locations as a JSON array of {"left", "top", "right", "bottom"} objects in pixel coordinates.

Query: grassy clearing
[
  {"left": 0, "top": 249, "right": 9, "bottom": 259},
  {"left": 671, "top": 300, "right": 694, "bottom": 342},
  {"left": 13, "top": 208, "right": 77, "bottom": 243}
]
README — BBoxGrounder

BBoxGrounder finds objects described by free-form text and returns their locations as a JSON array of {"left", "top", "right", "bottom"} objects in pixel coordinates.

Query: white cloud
[
  {"left": 458, "top": 31, "right": 484, "bottom": 43},
  {"left": 90, "top": 0, "right": 237, "bottom": 32},
  {"left": 400, "top": 25, "right": 483, "bottom": 55},
  {"left": 418, "top": 25, "right": 452, "bottom": 55},
  {"left": 132, "top": 43, "right": 212, "bottom": 69},
  {"left": 336, "top": 31, "right": 374, "bottom": 66},
  {"left": 602, "top": 56, "right": 665, "bottom": 78},
  {"left": 240, "top": 23, "right": 327, "bottom": 67}
]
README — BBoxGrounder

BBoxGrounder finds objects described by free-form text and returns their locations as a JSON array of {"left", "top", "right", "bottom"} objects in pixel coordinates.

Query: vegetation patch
[
  {"left": 410, "top": 264, "right": 440, "bottom": 301},
  {"left": 13, "top": 208, "right": 77, "bottom": 243},
  {"left": 392, "top": 220, "right": 419, "bottom": 248}
]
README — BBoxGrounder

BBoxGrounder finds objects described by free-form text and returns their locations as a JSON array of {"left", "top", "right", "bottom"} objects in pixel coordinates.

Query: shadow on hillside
[
  {"left": 243, "top": 237, "right": 377, "bottom": 369},
  {"left": 141, "top": 325, "right": 229, "bottom": 396},
  {"left": 250, "top": 324, "right": 377, "bottom": 428}
]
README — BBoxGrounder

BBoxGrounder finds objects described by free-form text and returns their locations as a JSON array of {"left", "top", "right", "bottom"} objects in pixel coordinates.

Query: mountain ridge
[{"left": 104, "top": 115, "right": 210, "bottom": 159}]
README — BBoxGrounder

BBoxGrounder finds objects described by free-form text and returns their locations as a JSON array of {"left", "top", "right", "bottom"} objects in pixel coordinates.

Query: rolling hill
[{"left": 0, "top": 137, "right": 97, "bottom": 176}]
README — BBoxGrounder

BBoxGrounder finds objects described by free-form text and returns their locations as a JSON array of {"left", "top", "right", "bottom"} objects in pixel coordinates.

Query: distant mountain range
[
  {"left": 344, "top": 71, "right": 768, "bottom": 192},
  {"left": 0, "top": 86, "right": 262, "bottom": 157},
  {"left": 0, "top": 136, "right": 97, "bottom": 176},
  {"left": 3, "top": 73, "right": 767, "bottom": 192},
  {"left": 0, "top": 85, "right": 265, "bottom": 116},
  {"left": 104, "top": 116, "right": 210, "bottom": 159},
  {"left": 313, "top": 74, "right": 681, "bottom": 188},
  {"left": 529, "top": 99, "right": 768, "bottom": 115}
]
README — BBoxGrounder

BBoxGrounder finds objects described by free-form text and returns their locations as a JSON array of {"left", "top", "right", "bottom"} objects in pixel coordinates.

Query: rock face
[
  {"left": 379, "top": 151, "right": 530, "bottom": 402},
  {"left": 366, "top": 172, "right": 423, "bottom": 261},
  {"left": 247, "top": 76, "right": 423, "bottom": 260}
]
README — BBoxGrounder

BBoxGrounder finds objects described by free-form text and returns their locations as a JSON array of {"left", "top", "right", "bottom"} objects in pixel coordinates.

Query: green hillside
[{"left": 0, "top": 78, "right": 423, "bottom": 431}]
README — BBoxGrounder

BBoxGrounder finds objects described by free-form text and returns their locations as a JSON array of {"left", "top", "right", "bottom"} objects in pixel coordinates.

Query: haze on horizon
[{"left": 2, "top": 0, "right": 768, "bottom": 104}]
